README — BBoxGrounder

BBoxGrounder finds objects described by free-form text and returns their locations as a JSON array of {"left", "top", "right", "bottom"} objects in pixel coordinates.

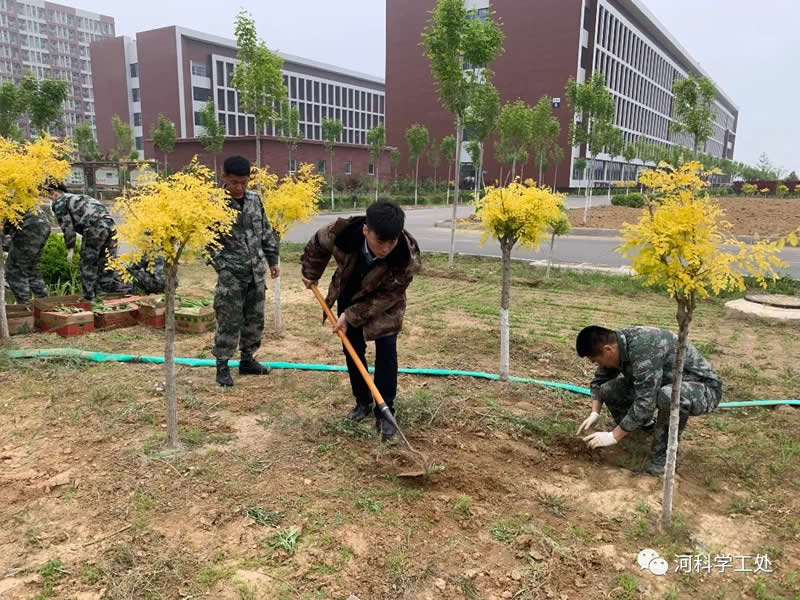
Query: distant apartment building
[
  {"left": 386, "top": 0, "right": 739, "bottom": 189},
  {"left": 0, "top": 0, "right": 114, "bottom": 138},
  {"left": 91, "top": 26, "right": 388, "bottom": 176}
]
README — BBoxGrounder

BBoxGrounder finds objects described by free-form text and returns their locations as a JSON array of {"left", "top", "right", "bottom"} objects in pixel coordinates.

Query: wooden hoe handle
[{"left": 309, "top": 284, "right": 387, "bottom": 409}]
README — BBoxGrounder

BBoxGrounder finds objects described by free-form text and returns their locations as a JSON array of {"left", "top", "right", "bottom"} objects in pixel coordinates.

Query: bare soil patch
[{"left": 568, "top": 196, "right": 800, "bottom": 237}]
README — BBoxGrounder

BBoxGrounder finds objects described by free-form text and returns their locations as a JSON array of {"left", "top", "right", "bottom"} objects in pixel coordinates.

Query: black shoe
[
  {"left": 381, "top": 417, "right": 397, "bottom": 443},
  {"left": 216, "top": 360, "right": 233, "bottom": 387},
  {"left": 239, "top": 356, "right": 270, "bottom": 375},
  {"left": 347, "top": 403, "right": 373, "bottom": 421},
  {"left": 646, "top": 451, "right": 667, "bottom": 476}
]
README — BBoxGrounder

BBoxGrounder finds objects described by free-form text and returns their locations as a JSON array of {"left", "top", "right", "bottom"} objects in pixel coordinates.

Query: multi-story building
[
  {"left": 0, "top": 0, "right": 114, "bottom": 138},
  {"left": 91, "top": 26, "right": 388, "bottom": 176},
  {"left": 386, "top": 0, "right": 738, "bottom": 189}
]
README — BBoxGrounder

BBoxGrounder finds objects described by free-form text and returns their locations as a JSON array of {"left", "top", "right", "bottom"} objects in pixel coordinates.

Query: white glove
[
  {"left": 583, "top": 431, "right": 618, "bottom": 449},
  {"left": 576, "top": 411, "right": 601, "bottom": 435}
]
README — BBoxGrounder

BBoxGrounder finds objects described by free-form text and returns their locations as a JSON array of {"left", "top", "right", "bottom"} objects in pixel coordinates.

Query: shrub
[
  {"left": 39, "top": 234, "right": 81, "bottom": 286},
  {"left": 776, "top": 184, "right": 789, "bottom": 197},
  {"left": 611, "top": 192, "right": 645, "bottom": 208},
  {"left": 741, "top": 183, "right": 757, "bottom": 196}
]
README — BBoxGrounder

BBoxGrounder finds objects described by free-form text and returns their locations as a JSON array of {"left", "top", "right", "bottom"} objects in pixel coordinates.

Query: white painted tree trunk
[
  {"left": 448, "top": 119, "right": 463, "bottom": 269},
  {"left": 446, "top": 162, "right": 452, "bottom": 206},
  {"left": 375, "top": 163, "right": 379, "bottom": 202},
  {"left": 583, "top": 153, "right": 595, "bottom": 225},
  {"left": 661, "top": 299, "right": 692, "bottom": 529},
  {"left": 255, "top": 131, "right": 261, "bottom": 168},
  {"left": 0, "top": 227, "right": 8, "bottom": 340},
  {"left": 414, "top": 156, "right": 420, "bottom": 205},
  {"left": 330, "top": 152, "right": 335, "bottom": 210},
  {"left": 538, "top": 157, "right": 544, "bottom": 186},
  {"left": 213, "top": 155, "right": 218, "bottom": 183},
  {"left": 511, "top": 157, "right": 517, "bottom": 182},
  {"left": 478, "top": 143, "right": 485, "bottom": 197},
  {"left": 164, "top": 263, "right": 179, "bottom": 448},
  {"left": 546, "top": 232, "right": 556, "bottom": 279},
  {"left": 274, "top": 256, "right": 282, "bottom": 334},
  {"left": 499, "top": 240, "right": 512, "bottom": 382}
]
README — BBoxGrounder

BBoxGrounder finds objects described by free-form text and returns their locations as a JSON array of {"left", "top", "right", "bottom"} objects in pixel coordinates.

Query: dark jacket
[
  {"left": 51, "top": 193, "right": 114, "bottom": 249},
  {"left": 301, "top": 216, "right": 422, "bottom": 340}
]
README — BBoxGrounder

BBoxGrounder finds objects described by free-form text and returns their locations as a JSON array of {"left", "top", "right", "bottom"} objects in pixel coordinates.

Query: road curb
[{"left": 432, "top": 221, "right": 779, "bottom": 243}]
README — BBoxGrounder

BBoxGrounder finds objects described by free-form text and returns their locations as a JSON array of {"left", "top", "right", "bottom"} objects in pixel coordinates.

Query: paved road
[{"left": 284, "top": 203, "right": 800, "bottom": 279}]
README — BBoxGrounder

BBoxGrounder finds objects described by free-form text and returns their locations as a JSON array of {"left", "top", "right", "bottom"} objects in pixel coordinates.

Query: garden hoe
[{"left": 310, "top": 284, "right": 430, "bottom": 478}]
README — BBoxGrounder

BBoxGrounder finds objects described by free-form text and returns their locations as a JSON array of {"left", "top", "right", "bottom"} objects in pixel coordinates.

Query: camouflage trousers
[
  {"left": 80, "top": 226, "right": 128, "bottom": 299},
  {"left": 6, "top": 231, "right": 50, "bottom": 304},
  {"left": 597, "top": 377, "right": 722, "bottom": 450},
  {"left": 211, "top": 270, "right": 265, "bottom": 361}
]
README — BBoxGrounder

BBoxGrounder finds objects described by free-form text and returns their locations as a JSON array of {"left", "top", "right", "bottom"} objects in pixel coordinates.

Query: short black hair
[
  {"left": 45, "top": 179, "right": 68, "bottom": 193},
  {"left": 223, "top": 155, "right": 251, "bottom": 176},
  {"left": 365, "top": 201, "right": 405, "bottom": 241},
  {"left": 576, "top": 326, "right": 617, "bottom": 358}
]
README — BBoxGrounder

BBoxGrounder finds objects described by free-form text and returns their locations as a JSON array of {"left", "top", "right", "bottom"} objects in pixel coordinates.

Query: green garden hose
[{"left": 4, "top": 348, "right": 799, "bottom": 409}]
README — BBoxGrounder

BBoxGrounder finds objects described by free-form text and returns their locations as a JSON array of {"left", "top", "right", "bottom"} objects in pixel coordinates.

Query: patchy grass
[{"left": 1, "top": 246, "right": 798, "bottom": 599}]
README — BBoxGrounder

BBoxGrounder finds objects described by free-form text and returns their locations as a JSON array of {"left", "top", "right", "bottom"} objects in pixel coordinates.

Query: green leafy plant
[
  {"left": 611, "top": 193, "right": 645, "bottom": 208},
  {"left": 39, "top": 234, "right": 81, "bottom": 286}
]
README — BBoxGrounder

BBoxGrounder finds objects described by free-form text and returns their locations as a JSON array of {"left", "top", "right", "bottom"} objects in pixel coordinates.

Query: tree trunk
[
  {"left": 473, "top": 156, "right": 480, "bottom": 204},
  {"left": 213, "top": 154, "right": 218, "bottom": 183},
  {"left": 546, "top": 232, "right": 556, "bottom": 279},
  {"left": 448, "top": 119, "right": 462, "bottom": 269},
  {"left": 329, "top": 151, "right": 335, "bottom": 210},
  {"left": 499, "top": 166, "right": 504, "bottom": 188},
  {"left": 538, "top": 156, "right": 544, "bottom": 185},
  {"left": 0, "top": 226, "right": 8, "bottom": 340},
  {"left": 433, "top": 166, "right": 437, "bottom": 193},
  {"left": 583, "top": 153, "right": 594, "bottom": 225},
  {"left": 520, "top": 162, "right": 525, "bottom": 182},
  {"left": 163, "top": 152, "right": 168, "bottom": 175},
  {"left": 661, "top": 297, "right": 693, "bottom": 529},
  {"left": 414, "top": 156, "right": 420, "bottom": 205},
  {"left": 446, "top": 162, "right": 451, "bottom": 206},
  {"left": 499, "top": 238, "right": 512, "bottom": 382},
  {"left": 375, "top": 163, "right": 379, "bottom": 202},
  {"left": 274, "top": 256, "right": 282, "bottom": 334},
  {"left": 478, "top": 143, "right": 485, "bottom": 195},
  {"left": 255, "top": 131, "right": 261, "bottom": 168},
  {"left": 164, "top": 263, "right": 180, "bottom": 448},
  {"left": 553, "top": 162, "right": 559, "bottom": 190},
  {"left": 511, "top": 157, "right": 517, "bottom": 181},
  {"left": 288, "top": 146, "right": 293, "bottom": 177}
]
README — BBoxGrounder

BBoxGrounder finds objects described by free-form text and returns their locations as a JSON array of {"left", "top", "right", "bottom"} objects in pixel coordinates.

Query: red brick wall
[
  {"left": 137, "top": 27, "right": 181, "bottom": 142},
  {"left": 386, "top": 0, "right": 588, "bottom": 189},
  {"left": 90, "top": 37, "right": 129, "bottom": 154}
]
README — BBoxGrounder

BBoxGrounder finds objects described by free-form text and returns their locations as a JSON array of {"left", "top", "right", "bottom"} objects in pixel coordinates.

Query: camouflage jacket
[
  {"left": 2, "top": 207, "right": 50, "bottom": 251},
  {"left": 591, "top": 327, "right": 722, "bottom": 432},
  {"left": 210, "top": 190, "right": 279, "bottom": 283},
  {"left": 51, "top": 193, "right": 114, "bottom": 249},
  {"left": 301, "top": 216, "right": 422, "bottom": 340}
]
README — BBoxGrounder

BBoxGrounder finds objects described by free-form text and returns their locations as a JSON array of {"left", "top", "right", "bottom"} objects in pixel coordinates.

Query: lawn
[{"left": 1, "top": 245, "right": 798, "bottom": 599}]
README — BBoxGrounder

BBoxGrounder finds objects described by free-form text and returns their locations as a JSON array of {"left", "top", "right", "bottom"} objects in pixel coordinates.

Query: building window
[
  {"left": 288, "top": 159, "right": 297, "bottom": 174},
  {"left": 368, "top": 163, "right": 374, "bottom": 175},
  {"left": 129, "top": 63, "right": 137, "bottom": 78},
  {"left": 193, "top": 86, "right": 212, "bottom": 101},
  {"left": 344, "top": 161, "right": 352, "bottom": 175},
  {"left": 193, "top": 111, "right": 202, "bottom": 126},
  {"left": 131, "top": 87, "right": 140, "bottom": 102},
  {"left": 133, "top": 112, "right": 141, "bottom": 126},
  {"left": 317, "top": 159, "right": 326, "bottom": 173},
  {"left": 191, "top": 61, "right": 209, "bottom": 77},
  {"left": 135, "top": 136, "right": 143, "bottom": 150}
]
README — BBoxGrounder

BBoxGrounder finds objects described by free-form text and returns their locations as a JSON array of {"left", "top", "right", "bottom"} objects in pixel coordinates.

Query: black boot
[
  {"left": 375, "top": 405, "right": 397, "bottom": 443},
  {"left": 216, "top": 359, "right": 233, "bottom": 388},
  {"left": 239, "top": 354, "right": 270, "bottom": 375},
  {"left": 347, "top": 403, "right": 373, "bottom": 421},
  {"left": 646, "top": 414, "right": 687, "bottom": 476}
]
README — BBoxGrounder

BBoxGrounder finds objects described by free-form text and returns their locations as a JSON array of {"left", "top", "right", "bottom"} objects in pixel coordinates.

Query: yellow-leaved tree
[
  {"left": 620, "top": 161, "right": 798, "bottom": 528},
  {"left": 251, "top": 163, "right": 322, "bottom": 333},
  {"left": 0, "top": 136, "right": 70, "bottom": 339},
  {"left": 111, "top": 158, "right": 235, "bottom": 448},
  {"left": 477, "top": 179, "right": 564, "bottom": 380}
]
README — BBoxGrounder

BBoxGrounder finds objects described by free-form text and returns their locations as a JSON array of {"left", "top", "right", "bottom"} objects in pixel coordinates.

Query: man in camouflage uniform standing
[
  {"left": 46, "top": 181, "right": 128, "bottom": 300},
  {"left": 575, "top": 325, "right": 722, "bottom": 476},
  {"left": 210, "top": 155, "right": 280, "bottom": 388},
  {"left": 2, "top": 205, "right": 50, "bottom": 305}
]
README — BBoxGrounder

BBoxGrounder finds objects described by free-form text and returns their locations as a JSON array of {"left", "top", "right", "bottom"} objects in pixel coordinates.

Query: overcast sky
[{"left": 72, "top": 0, "right": 796, "bottom": 174}]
